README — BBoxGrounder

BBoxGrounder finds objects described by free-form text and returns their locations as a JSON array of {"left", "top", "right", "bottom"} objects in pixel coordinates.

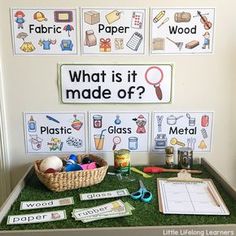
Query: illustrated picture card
[
  {"left": 81, "top": 8, "right": 146, "bottom": 54},
  {"left": 150, "top": 8, "right": 215, "bottom": 54},
  {"left": 11, "top": 8, "right": 78, "bottom": 55},
  {"left": 152, "top": 112, "right": 213, "bottom": 152},
  {"left": 60, "top": 64, "right": 173, "bottom": 103},
  {"left": 89, "top": 112, "right": 149, "bottom": 152},
  {"left": 24, "top": 112, "right": 86, "bottom": 153}
]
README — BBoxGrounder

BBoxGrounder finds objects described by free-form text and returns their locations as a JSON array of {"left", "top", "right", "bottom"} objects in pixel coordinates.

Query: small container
[
  {"left": 114, "top": 149, "right": 130, "bottom": 174},
  {"left": 93, "top": 115, "right": 102, "bottom": 128},
  {"left": 165, "top": 146, "right": 175, "bottom": 168},
  {"left": 178, "top": 147, "right": 193, "bottom": 169},
  {"left": 128, "top": 137, "right": 138, "bottom": 150},
  {"left": 28, "top": 115, "right": 36, "bottom": 132}
]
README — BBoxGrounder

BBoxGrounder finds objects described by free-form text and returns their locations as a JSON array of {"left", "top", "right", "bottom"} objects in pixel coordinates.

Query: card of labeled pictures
[
  {"left": 81, "top": 8, "right": 146, "bottom": 54},
  {"left": 152, "top": 112, "right": 213, "bottom": 152},
  {"left": 89, "top": 112, "right": 149, "bottom": 152},
  {"left": 157, "top": 179, "right": 230, "bottom": 215},
  {"left": 150, "top": 8, "right": 215, "bottom": 54},
  {"left": 24, "top": 112, "right": 86, "bottom": 153},
  {"left": 11, "top": 8, "right": 78, "bottom": 55}
]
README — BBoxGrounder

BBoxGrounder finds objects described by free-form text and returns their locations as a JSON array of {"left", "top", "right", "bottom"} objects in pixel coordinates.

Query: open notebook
[{"left": 157, "top": 171, "right": 230, "bottom": 215}]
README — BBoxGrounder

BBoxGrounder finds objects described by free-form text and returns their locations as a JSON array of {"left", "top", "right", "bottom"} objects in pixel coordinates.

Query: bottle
[
  {"left": 28, "top": 116, "right": 36, "bottom": 132},
  {"left": 165, "top": 146, "right": 175, "bottom": 168}
]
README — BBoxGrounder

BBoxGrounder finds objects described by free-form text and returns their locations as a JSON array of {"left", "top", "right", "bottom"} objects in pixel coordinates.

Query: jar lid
[
  {"left": 165, "top": 146, "right": 174, "bottom": 154},
  {"left": 178, "top": 147, "right": 193, "bottom": 154}
]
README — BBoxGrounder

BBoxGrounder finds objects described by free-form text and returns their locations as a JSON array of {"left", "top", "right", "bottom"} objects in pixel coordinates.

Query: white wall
[{"left": 0, "top": 0, "right": 235, "bottom": 196}]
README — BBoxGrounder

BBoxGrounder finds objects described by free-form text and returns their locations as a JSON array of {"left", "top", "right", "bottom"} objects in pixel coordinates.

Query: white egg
[{"left": 39, "top": 156, "right": 63, "bottom": 172}]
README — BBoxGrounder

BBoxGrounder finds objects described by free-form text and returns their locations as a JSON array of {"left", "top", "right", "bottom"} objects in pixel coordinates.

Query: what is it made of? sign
[{"left": 59, "top": 64, "right": 173, "bottom": 103}]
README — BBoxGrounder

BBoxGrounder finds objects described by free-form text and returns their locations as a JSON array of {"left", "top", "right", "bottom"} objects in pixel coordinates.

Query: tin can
[
  {"left": 178, "top": 147, "right": 193, "bottom": 169},
  {"left": 114, "top": 149, "right": 130, "bottom": 174}
]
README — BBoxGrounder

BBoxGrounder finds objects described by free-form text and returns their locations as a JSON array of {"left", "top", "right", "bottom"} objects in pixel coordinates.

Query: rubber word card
[
  {"left": 150, "top": 8, "right": 215, "bottom": 54},
  {"left": 89, "top": 112, "right": 149, "bottom": 152},
  {"left": 60, "top": 64, "right": 172, "bottom": 103},
  {"left": 152, "top": 112, "right": 213, "bottom": 152},
  {"left": 81, "top": 8, "right": 146, "bottom": 54},
  {"left": 24, "top": 112, "right": 86, "bottom": 153},
  {"left": 11, "top": 8, "right": 77, "bottom": 55}
]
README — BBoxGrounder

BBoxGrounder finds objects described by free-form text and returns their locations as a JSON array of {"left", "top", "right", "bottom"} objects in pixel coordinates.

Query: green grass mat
[{"left": 1, "top": 165, "right": 236, "bottom": 231}]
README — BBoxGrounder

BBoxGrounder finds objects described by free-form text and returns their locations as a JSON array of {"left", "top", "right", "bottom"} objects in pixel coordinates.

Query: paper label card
[
  {"left": 152, "top": 112, "right": 213, "bottom": 152},
  {"left": 7, "top": 210, "right": 67, "bottom": 225},
  {"left": 89, "top": 112, "right": 149, "bottom": 152},
  {"left": 20, "top": 197, "right": 74, "bottom": 210},
  {"left": 24, "top": 112, "right": 86, "bottom": 153},
  {"left": 60, "top": 64, "right": 172, "bottom": 103},
  {"left": 11, "top": 8, "right": 77, "bottom": 55},
  {"left": 81, "top": 8, "right": 146, "bottom": 54},
  {"left": 80, "top": 189, "right": 130, "bottom": 201},
  {"left": 150, "top": 8, "right": 215, "bottom": 54}
]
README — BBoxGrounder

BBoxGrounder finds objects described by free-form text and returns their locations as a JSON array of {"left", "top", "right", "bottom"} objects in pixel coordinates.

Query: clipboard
[{"left": 157, "top": 170, "right": 230, "bottom": 215}]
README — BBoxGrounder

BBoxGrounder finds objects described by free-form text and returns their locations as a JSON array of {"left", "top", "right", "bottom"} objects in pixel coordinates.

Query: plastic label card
[{"left": 24, "top": 112, "right": 86, "bottom": 153}]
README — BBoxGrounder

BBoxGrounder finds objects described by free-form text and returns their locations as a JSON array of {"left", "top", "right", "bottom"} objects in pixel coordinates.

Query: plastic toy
[{"left": 39, "top": 156, "right": 63, "bottom": 173}]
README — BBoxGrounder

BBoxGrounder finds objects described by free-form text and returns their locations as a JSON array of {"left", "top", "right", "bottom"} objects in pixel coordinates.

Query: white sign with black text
[{"left": 60, "top": 64, "right": 173, "bottom": 103}]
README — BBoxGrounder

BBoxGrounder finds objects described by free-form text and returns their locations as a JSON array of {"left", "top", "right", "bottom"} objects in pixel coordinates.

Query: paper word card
[
  {"left": 89, "top": 111, "right": 149, "bottom": 152},
  {"left": 150, "top": 8, "right": 215, "bottom": 54},
  {"left": 81, "top": 8, "right": 146, "bottom": 54},
  {"left": 7, "top": 210, "right": 67, "bottom": 225},
  {"left": 24, "top": 112, "right": 86, "bottom": 153},
  {"left": 11, "top": 8, "right": 77, "bottom": 55},
  {"left": 60, "top": 64, "right": 173, "bottom": 103},
  {"left": 152, "top": 112, "right": 213, "bottom": 152}
]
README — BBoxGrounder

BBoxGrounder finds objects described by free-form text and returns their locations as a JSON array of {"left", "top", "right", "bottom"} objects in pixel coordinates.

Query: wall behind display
[{"left": 0, "top": 0, "right": 236, "bottom": 202}]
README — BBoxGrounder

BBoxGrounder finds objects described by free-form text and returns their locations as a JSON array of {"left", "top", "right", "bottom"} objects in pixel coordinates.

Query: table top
[{"left": 0, "top": 165, "right": 236, "bottom": 231}]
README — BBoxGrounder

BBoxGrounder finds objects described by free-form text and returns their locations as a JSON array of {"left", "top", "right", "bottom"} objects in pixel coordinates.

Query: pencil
[{"left": 207, "top": 185, "right": 220, "bottom": 207}]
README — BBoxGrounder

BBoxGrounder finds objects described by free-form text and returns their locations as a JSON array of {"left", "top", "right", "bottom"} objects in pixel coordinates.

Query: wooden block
[{"left": 185, "top": 40, "right": 199, "bottom": 49}]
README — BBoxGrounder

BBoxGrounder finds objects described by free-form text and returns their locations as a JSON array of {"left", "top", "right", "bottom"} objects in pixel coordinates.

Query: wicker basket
[{"left": 34, "top": 154, "right": 108, "bottom": 192}]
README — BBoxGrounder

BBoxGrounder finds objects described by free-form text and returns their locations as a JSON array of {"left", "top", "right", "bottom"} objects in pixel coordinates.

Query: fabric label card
[{"left": 11, "top": 8, "right": 77, "bottom": 55}]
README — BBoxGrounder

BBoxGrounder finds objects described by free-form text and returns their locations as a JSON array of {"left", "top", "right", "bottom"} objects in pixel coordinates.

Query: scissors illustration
[{"left": 131, "top": 180, "right": 152, "bottom": 203}]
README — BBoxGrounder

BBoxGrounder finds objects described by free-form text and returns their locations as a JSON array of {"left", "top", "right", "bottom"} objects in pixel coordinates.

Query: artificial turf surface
[{"left": 0, "top": 165, "right": 236, "bottom": 231}]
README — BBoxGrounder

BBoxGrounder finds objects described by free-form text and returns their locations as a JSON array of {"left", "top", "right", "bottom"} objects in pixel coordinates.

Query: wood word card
[
  {"left": 60, "top": 64, "right": 173, "bottom": 103},
  {"left": 81, "top": 8, "right": 146, "bottom": 54},
  {"left": 24, "top": 112, "right": 86, "bottom": 153},
  {"left": 89, "top": 111, "right": 149, "bottom": 152},
  {"left": 151, "top": 8, "right": 215, "bottom": 54},
  {"left": 20, "top": 197, "right": 74, "bottom": 210},
  {"left": 11, "top": 8, "right": 77, "bottom": 55},
  {"left": 7, "top": 210, "right": 67, "bottom": 225},
  {"left": 152, "top": 112, "right": 213, "bottom": 152}
]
